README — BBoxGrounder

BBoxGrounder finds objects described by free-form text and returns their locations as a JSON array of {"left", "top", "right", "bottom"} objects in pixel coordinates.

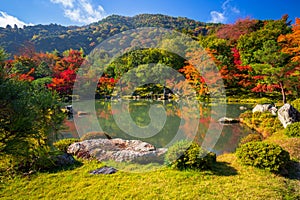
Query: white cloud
[
  {"left": 209, "top": 0, "right": 240, "bottom": 23},
  {"left": 231, "top": 7, "right": 240, "bottom": 14},
  {"left": 210, "top": 11, "right": 226, "bottom": 23},
  {"left": 50, "top": 0, "right": 106, "bottom": 24},
  {"left": 0, "top": 11, "right": 33, "bottom": 28},
  {"left": 50, "top": 0, "right": 74, "bottom": 8}
]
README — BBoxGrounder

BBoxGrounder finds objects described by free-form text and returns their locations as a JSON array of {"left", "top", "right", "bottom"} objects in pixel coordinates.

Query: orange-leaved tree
[{"left": 278, "top": 18, "right": 300, "bottom": 63}]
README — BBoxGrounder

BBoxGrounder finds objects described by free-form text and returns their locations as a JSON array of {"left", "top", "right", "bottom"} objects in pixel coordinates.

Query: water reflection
[{"left": 62, "top": 100, "right": 253, "bottom": 155}]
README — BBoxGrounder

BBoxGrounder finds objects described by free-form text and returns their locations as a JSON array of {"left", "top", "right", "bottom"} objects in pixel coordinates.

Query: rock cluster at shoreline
[
  {"left": 68, "top": 138, "right": 167, "bottom": 163},
  {"left": 252, "top": 103, "right": 300, "bottom": 128}
]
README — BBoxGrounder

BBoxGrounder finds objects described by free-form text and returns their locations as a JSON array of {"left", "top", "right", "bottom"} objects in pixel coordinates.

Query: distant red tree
[
  {"left": 48, "top": 69, "right": 77, "bottom": 96},
  {"left": 216, "top": 18, "right": 260, "bottom": 43},
  {"left": 231, "top": 48, "right": 253, "bottom": 88},
  {"left": 53, "top": 49, "right": 85, "bottom": 74}
]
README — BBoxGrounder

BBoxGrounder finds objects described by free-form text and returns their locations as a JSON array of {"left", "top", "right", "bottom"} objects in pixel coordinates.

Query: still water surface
[{"left": 63, "top": 100, "right": 254, "bottom": 155}]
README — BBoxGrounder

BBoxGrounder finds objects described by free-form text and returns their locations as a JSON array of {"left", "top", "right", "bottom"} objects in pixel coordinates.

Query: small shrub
[
  {"left": 29, "top": 147, "right": 62, "bottom": 171},
  {"left": 239, "top": 133, "right": 262, "bottom": 146},
  {"left": 80, "top": 132, "right": 111, "bottom": 141},
  {"left": 291, "top": 98, "right": 300, "bottom": 112},
  {"left": 285, "top": 122, "right": 300, "bottom": 138},
  {"left": 165, "top": 140, "right": 216, "bottom": 170},
  {"left": 263, "top": 118, "right": 275, "bottom": 128},
  {"left": 239, "top": 110, "right": 252, "bottom": 119},
  {"left": 236, "top": 142, "right": 290, "bottom": 172},
  {"left": 54, "top": 138, "right": 80, "bottom": 153},
  {"left": 252, "top": 111, "right": 262, "bottom": 118},
  {"left": 258, "top": 112, "right": 273, "bottom": 121},
  {"left": 256, "top": 97, "right": 273, "bottom": 104},
  {"left": 272, "top": 117, "right": 284, "bottom": 130},
  {"left": 16, "top": 146, "right": 63, "bottom": 172}
]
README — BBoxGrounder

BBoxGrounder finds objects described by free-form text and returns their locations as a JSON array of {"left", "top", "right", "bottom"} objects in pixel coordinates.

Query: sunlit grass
[{"left": 1, "top": 154, "right": 299, "bottom": 200}]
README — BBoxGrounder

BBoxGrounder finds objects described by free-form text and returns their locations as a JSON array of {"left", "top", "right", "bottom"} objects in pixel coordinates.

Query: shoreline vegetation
[{"left": 1, "top": 99, "right": 299, "bottom": 199}]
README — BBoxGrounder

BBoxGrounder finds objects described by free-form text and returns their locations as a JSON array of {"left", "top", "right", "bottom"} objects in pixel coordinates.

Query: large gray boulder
[
  {"left": 278, "top": 104, "right": 300, "bottom": 128},
  {"left": 252, "top": 104, "right": 277, "bottom": 115},
  {"left": 68, "top": 138, "right": 167, "bottom": 163}
]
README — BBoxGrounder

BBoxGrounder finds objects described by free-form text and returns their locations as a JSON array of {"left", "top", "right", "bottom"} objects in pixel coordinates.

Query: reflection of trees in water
[{"left": 63, "top": 101, "right": 252, "bottom": 154}]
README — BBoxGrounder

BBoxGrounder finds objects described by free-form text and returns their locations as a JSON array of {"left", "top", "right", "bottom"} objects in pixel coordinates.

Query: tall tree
[
  {"left": 237, "top": 15, "right": 291, "bottom": 65},
  {"left": 0, "top": 62, "right": 65, "bottom": 171},
  {"left": 252, "top": 40, "right": 295, "bottom": 103},
  {"left": 278, "top": 18, "right": 300, "bottom": 63}
]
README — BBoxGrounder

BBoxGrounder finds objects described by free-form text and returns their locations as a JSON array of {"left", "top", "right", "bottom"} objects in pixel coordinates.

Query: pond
[{"left": 62, "top": 100, "right": 254, "bottom": 155}]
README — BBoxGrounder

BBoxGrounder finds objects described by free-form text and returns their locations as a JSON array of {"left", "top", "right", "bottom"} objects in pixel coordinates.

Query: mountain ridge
[{"left": 0, "top": 13, "right": 219, "bottom": 56}]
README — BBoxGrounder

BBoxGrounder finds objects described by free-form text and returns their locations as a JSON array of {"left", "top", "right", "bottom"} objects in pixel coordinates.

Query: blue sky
[{"left": 0, "top": 0, "right": 299, "bottom": 28}]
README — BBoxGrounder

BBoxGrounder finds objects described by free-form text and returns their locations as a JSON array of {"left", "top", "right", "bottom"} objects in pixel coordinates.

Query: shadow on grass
[
  {"left": 283, "top": 160, "right": 300, "bottom": 180},
  {"left": 44, "top": 159, "right": 84, "bottom": 174},
  {"left": 209, "top": 161, "right": 238, "bottom": 176}
]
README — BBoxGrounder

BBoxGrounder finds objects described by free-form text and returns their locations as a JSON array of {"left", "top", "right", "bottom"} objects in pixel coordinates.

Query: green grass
[{"left": 1, "top": 154, "right": 299, "bottom": 200}]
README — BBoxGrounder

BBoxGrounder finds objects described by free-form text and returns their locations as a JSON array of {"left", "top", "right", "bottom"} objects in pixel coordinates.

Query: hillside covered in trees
[
  {"left": 0, "top": 14, "right": 300, "bottom": 103},
  {"left": 0, "top": 14, "right": 218, "bottom": 56}
]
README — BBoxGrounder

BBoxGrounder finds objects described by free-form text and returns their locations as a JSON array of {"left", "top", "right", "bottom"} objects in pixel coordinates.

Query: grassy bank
[{"left": 1, "top": 154, "right": 299, "bottom": 200}]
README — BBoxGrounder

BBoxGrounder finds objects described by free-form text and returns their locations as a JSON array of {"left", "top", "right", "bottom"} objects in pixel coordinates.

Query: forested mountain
[{"left": 0, "top": 14, "right": 218, "bottom": 56}]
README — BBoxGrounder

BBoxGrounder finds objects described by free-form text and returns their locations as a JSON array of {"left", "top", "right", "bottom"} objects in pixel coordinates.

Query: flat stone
[
  {"left": 90, "top": 166, "right": 118, "bottom": 175},
  {"left": 218, "top": 117, "right": 239, "bottom": 124},
  {"left": 68, "top": 138, "right": 167, "bottom": 163}
]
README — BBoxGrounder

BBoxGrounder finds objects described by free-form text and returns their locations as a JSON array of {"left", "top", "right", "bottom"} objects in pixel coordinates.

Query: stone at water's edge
[
  {"left": 218, "top": 117, "right": 239, "bottom": 124},
  {"left": 278, "top": 104, "right": 300, "bottom": 128},
  {"left": 68, "top": 138, "right": 167, "bottom": 163},
  {"left": 252, "top": 104, "right": 277, "bottom": 115}
]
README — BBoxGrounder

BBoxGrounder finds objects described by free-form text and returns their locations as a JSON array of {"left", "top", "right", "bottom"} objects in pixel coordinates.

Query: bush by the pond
[
  {"left": 236, "top": 142, "right": 290, "bottom": 172},
  {"left": 240, "top": 110, "right": 283, "bottom": 137},
  {"left": 291, "top": 98, "right": 300, "bottom": 112},
  {"left": 9, "top": 146, "right": 62, "bottom": 173},
  {"left": 80, "top": 132, "right": 111, "bottom": 141},
  {"left": 239, "top": 133, "right": 262, "bottom": 146},
  {"left": 239, "top": 110, "right": 252, "bottom": 118},
  {"left": 165, "top": 140, "right": 216, "bottom": 170},
  {"left": 54, "top": 138, "right": 80, "bottom": 153},
  {"left": 255, "top": 97, "right": 274, "bottom": 104},
  {"left": 285, "top": 122, "right": 300, "bottom": 138}
]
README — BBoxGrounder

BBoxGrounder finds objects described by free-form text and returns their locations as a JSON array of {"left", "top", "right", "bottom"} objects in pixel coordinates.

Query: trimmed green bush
[
  {"left": 240, "top": 110, "right": 283, "bottom": 137},
  {"left": 291, "top": 98, "right": 300, "bottom": 112},
  {"left": 253, "top": 111, "right": 262, "bottom": 118},
  {"left": 239, "top": 110, "right": 252, "bottom": 119},
  {"left": 165, "top": 140, "right": 216, "bottom": 170},
  {"left": 256, "top": 97, "right": 273, "bottom": 104},
  {"left": 80, "top": 132, "right": 111, "bottom": 141},
  {"left": 285, "top": 122, "right": 300, "bottom": 137},
  {"left": 239, "top": 133, "right": 262, "bottom": 146},
  {"left": 236, "top": 142, "right": 290, "bottom": 172},
  {"left": 54, "top": 138, "right": 80, "bottom": 153}
]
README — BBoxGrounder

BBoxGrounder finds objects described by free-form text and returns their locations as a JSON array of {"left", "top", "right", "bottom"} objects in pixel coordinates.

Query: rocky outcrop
[
  {"left": 68, "top": 138, "right": 167, "bottom": 163},
  {"left": 252, "top": 104, "right": 277, "bottom": 115},
  {"left": 218, "top": 117, "right": 239, "bottom": 124},
  {"left": 278, "top": 104, "right": 300, "bottom": 128}
]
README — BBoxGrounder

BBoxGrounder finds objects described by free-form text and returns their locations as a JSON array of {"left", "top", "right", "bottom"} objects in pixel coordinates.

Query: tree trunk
[{"left": 279, "top": 82, "right": 286, "bottom": 104}]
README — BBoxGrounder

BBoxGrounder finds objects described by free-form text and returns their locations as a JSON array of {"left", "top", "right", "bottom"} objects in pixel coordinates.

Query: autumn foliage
[{"left": 2, "top": 15, "right": 300, "bottom": 102}]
